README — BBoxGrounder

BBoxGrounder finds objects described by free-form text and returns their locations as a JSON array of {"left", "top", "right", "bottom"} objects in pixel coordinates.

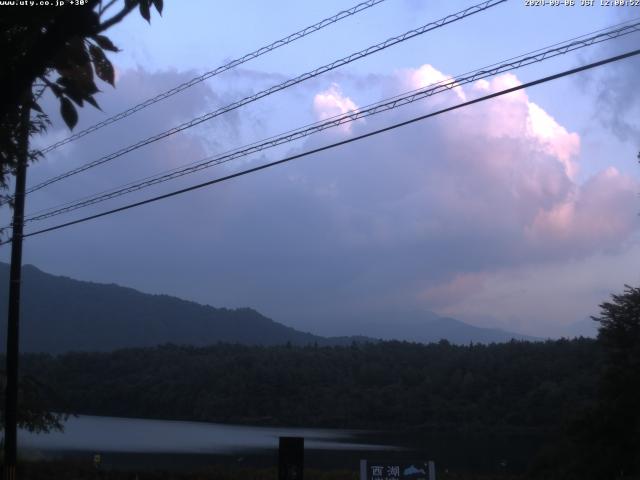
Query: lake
[
  {"left": 17, "top": 415, "right": 544, "bottom": 473},
  {"left": 17, "top": 415, "right": 401, "bottom": 471},
  {"left": 18, "top": 414, "right": 393, "bottom": 454}
]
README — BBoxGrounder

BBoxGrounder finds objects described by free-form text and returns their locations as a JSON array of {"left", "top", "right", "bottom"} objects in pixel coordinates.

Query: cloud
[
  {"left": 526, "top": 166, "right": 637, "bottom": 255},
  {"left": 420, "top": 273, "right": 486, "bottom": 309},
  {"left": 24, "top": 66, "right": 246, "bottom": 207},
  {"left": 400, "top": 64, "right": 466, "bottom": 101},
  {"left": 277, "top": 65, "right": 638, "bottom": 329},
  {"left": 430, "top": 240, "right": 640, "bottom": 337},
  {"left": 312, "top": 83, "right": 361, "bottom": 133},
  {"left": 526, "top": 102, "right": 580, "bottom": 179},
  {"left": 6, "top": 62, "right": 639, "bottom": 337},
  {"left": 583, "top": 9, "right": 640, "bottom": 144}
]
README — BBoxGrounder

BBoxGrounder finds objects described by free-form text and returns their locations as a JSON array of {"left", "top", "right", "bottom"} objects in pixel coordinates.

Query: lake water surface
[
  {"left": 17, "top": 415, "right": 544, "bottom": 474},
  {"left": 18, "top": 415, "right": 393, "bottom": 454}
]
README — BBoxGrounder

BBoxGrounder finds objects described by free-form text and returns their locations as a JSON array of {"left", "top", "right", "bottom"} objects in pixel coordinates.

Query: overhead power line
[
  {"left": 5, "top": 48, "right": 638, "bottom": 245},
  {"left": 19, "top": 19, "right": 640, "bottom": 224},
  {"left": 39, "top": 0, "right": 390, "bottom": 154},
  {"left": 21, "top": 0, "right": 506, "bottom": 199}
]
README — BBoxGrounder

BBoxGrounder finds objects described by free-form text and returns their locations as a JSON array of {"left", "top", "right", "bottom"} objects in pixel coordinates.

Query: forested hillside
[
  {"left": 0, "top": 263, "right": 345, "bottom": 352},
  {"left": 20, "top": 338, "right": 599, "bottom": 432}
]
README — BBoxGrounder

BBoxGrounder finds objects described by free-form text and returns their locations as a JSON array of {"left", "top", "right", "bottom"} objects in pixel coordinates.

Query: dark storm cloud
[{"left": 585, "top": 8, "right": 640, "bottom": 143}]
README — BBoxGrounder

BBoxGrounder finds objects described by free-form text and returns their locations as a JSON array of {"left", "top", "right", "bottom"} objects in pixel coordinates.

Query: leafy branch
[{"left": 0, "top": 0, "right": 164, "bottom": 191}]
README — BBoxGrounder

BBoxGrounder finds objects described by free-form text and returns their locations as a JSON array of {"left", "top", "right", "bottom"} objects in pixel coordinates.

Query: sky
[{"left": 2, "top": 0, "right": 640, "bottom": 338}]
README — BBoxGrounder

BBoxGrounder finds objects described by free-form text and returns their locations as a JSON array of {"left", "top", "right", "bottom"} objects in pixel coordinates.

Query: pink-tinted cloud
[
  {"left": 313, "top": 83, "right": 360, "bottom": 133},
  {"left": 403, "top": 64, "right": 466, "bottom": 101},
  {"left": 455, "top": 73, "right": 580, "bottom": 179},
  {"left": 526, "top": 166, "right": 638, "bottom": 253},
  {"left": 396, "top": 66, "right": 632, "bottom": 259},
  {"left": 299, "top": 64, "right": 639, "bottom": 328},
  {"left": 420, "top": 273, "right": 486, "bottom": 308}
]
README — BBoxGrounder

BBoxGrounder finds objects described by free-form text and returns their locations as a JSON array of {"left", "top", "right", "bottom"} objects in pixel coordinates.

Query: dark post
[
  {"left": 278, "top": 436, "right": 304, "bottom": 480},
  {"left": 4, "top": 102, "right": 30, "bottom": 480}
]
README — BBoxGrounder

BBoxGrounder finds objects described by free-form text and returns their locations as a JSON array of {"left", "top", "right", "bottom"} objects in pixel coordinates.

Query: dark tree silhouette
[
  {"left": 0, "top": 372, "right": 67, "bottom": 434},
  {"left": 0, "top": 0, "right": 163, "bottom": 195},
  {"left": 553, "top": 286, "right": 640, "bottom": 479},
  {"left": 589, "top": 285, "right": 640, "bottom": 478}
]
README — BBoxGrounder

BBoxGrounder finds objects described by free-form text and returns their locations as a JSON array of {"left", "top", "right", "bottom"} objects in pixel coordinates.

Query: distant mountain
[
  {"left": 322, "top": 309, "right": 537, "bottom": 344},
  {"left": 0, "top": 263, "right": 534, "bottom": 353},
  {"left": 0, "top": 263, "right": 356, "bottom": 353}
]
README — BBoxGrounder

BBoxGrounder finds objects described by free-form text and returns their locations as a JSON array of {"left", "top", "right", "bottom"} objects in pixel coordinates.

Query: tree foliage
[
  {"left": 535, "top": 286, "right": 640, "bottom": 480},
  {"left": 0, "top": 371, "right": 67, "bottom": 434},
  {"left": 0, "top": 0, "right": 163, "bottom": 194},
  {"left": 18, "top": 339, "right": 598, "bottom": 433},
  {"left": 589, "top": 285, "right": 640, "bottom": 478}
]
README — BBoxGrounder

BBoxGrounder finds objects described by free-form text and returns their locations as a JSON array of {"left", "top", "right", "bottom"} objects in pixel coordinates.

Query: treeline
[{"left": 19, "top": 338, "right": 599, "bottom": 433}]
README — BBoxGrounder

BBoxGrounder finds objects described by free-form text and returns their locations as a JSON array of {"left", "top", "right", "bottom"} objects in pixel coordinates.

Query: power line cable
[
  {"left": 19, "top": 0, "right": 506, "bottom": 199},
  {"left": 39, "top": 0, "right": 390, "bottom": 154},
  {"left": 20, "top": 19, "right": 640, "bottom": 224},
  {"left": 5, "top": 47, "right": 638, "bottom": 245}
]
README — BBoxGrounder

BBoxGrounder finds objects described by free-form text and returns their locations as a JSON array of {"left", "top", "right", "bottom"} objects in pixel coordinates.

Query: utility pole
[{"left": 4, "top": 102, "right": 30, "bottom": 480}]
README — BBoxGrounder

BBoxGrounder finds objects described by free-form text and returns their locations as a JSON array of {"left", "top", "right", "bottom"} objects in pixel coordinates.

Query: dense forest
[{"left": 18, "top": 339, "right": 599, "bottom": 433}]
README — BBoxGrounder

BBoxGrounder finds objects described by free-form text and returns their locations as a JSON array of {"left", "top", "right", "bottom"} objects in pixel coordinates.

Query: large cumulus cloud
[{"left": 252, "top": 65, "right": 639, "bottom": 331}]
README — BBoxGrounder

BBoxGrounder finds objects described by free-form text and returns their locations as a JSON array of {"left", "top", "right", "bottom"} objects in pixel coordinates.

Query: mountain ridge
[{"left": 0, "top": 262, "right": 534, "bottom": 353}]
